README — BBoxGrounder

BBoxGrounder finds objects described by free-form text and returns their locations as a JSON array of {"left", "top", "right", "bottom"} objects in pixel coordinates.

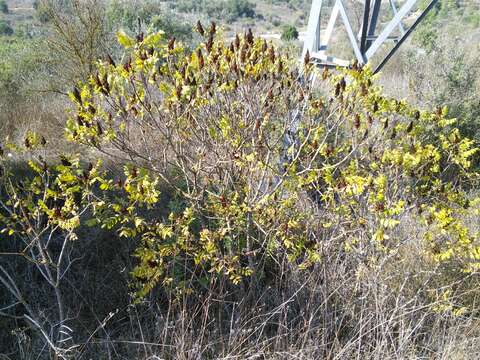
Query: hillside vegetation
[{"left": 1, "top": 1, "right": 480, "bottom": 359}]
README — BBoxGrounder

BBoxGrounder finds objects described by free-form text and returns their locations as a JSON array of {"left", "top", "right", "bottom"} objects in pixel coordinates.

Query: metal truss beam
[
  {"left": 303, "top": 0, "right": 439, "bottom": 71},
  {"left": 374, "top": 0, "right": 439, "bottom": 74},
  {"left": 360, "top": 0, "right": 371, "bottom": 53},
  {"left": 366, "top": 0, "right": 382, "bottom": 50}
]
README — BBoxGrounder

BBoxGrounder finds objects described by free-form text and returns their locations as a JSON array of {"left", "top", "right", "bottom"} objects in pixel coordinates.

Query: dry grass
[{"left": 2, "top": 206, "right": 480, "bottom": 359}]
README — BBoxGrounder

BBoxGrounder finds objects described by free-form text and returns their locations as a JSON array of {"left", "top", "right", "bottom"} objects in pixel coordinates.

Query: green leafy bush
[
  {"left": 59, "top": 27, "right": 480, "bottom": 300},
  {"left": 33, "top": 0, "right": 52, "bottom": 23},
  {"left": 0, "top": 20, "right": 13, "bottom": 36},
  {"left": 174, "top": 0, "right": 255, "bottom": 22},
  {"left": 265, "top": 0, "right": 309, "bottom": 10},
  {"left": 225, "top": 0, "right": 256, "bottom": 20},
  {"left": 0, "top": 0, "right": 8, "bottom": 14},
  {"left": 281, "top": 24, "right": 299, "bottom": 40},
  {"left": 150, "top": 13, "right": 192, "bottom": 41},
  {"left": 408, "top": 29, "right": 480, "bottom": 141},
  {"left": 106, "top": 0, "right": 192, "bottom": 41}
]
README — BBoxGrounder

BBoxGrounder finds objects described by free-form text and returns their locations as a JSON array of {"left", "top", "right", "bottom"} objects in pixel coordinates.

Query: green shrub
[
  {"left": 173, "top": 0, "right": 255, "bottom": 22},
  {"left": 0, "top": 0, "right": 8, "bottom": 14},
  {"left": 60, "top": 28, "right": 480, "bottom": 300},
  {"left": 414, "top": 24, "right": 438, "bottom": 52},
  {"left": 33, "top": 0, "right": 52, "bottom": 23},
  {"left": 265, "top": 0, "right": 309, "bottom": 10},
  {"left": 106, "top": 0, "right": 192, "bottom": 42},
  {"left": 270, "top": 15, "right": 281, "bottom": 27},
  {"left": 407, "top": 29, "right": 480, "bottom": 140},
  {"left": 150, "top": 14, "right": 192, "bottom": 41},
  {"left": 281, "top": 24, "right": 299, "bottom": 40},
  {"left": 0, "top": 20, "right": 13, "bottom": 36},
  {"left": 225, "top": 0, "right": 256, "bottom": 20},
  {"left": 106, "top": 0, "right": 160, "bottom": 31},
  {"left": 0, "top": 37, "right": 38, "bottom": 96}
]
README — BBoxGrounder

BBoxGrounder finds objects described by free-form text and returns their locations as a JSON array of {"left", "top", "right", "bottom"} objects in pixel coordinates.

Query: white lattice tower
[{"left": 303, "top": 0, "right": 439, "bottom": 73}]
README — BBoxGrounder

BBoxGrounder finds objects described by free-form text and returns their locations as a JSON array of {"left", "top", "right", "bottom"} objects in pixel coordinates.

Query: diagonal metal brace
[
  {"left": 374, "top": 0, "right": 440, "bottom": 74},
  {"left": 303, "top": 0, "right": 439, "bottom": 71}
]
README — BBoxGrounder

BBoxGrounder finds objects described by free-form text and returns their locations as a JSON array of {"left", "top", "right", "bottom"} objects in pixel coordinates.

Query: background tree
[{"left": 36, "top": 0, "right": 112, "bottom": 91}]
